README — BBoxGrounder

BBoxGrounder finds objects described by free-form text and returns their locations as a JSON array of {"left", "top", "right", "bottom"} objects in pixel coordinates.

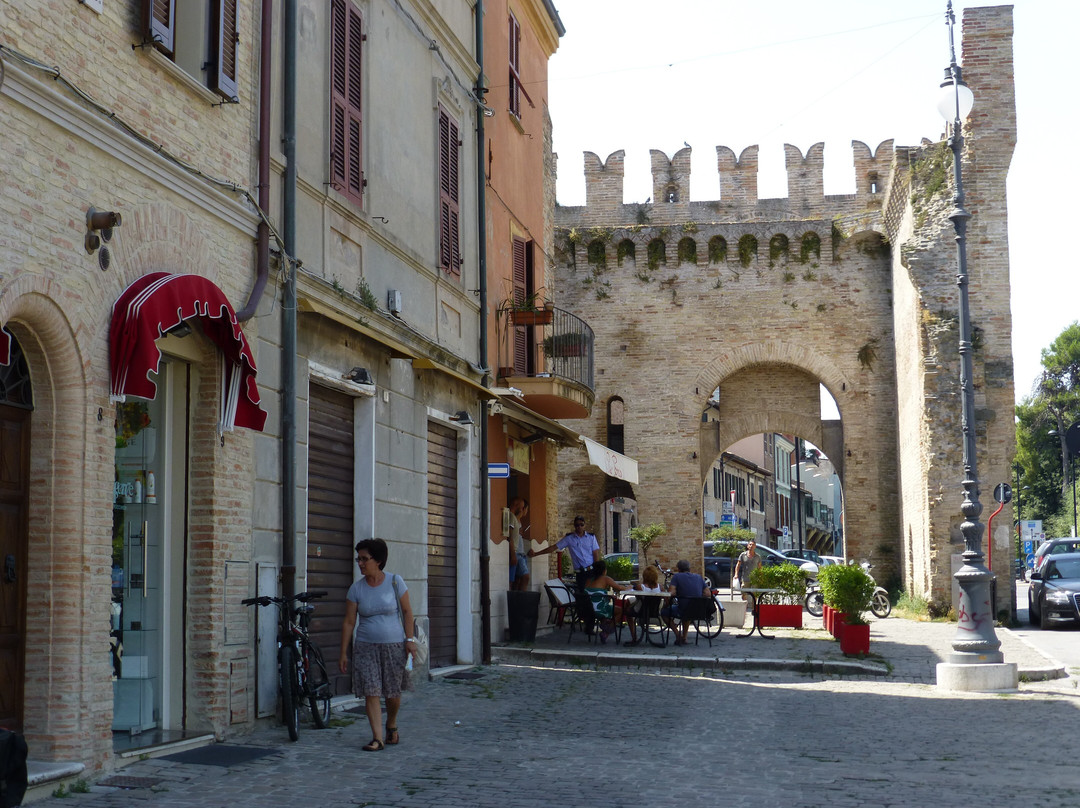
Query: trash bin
[{"left": 506, "top": 590, "right": 540, "bottom": 642}]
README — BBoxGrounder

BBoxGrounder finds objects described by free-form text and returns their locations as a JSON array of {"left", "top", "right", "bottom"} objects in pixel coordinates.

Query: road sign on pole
[{"left": 487, "top": 463, "right": 510, "bottom": 479}]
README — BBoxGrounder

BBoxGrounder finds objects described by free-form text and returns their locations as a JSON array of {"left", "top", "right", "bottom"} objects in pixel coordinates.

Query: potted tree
[
  {"left": 747, "top": 562, "right": 808, "bottom": 629},
  {"left": 820, "top": 563, "right": 876, "bottom": 655},
  {"left": 627, "top": 522, "right": 665, "bottom": 571}
]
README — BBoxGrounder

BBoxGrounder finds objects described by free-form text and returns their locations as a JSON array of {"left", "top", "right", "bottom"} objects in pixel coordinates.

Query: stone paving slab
[{"left": 27, "top": 647, "right": 1079, "bottom": 808}]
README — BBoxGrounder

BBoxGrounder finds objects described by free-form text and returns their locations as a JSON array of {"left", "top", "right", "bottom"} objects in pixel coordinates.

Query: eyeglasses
[{"left": 356, "top": 555, "right": 372, "bottom": 564}]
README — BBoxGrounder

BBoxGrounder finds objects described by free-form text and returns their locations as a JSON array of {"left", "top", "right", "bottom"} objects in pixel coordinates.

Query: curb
[
  {"left": 492, "top": 645, "right": 889, "bottom": 677},
  {"left": 999, "top": 626, "right": 1069, "bottom": 681}
]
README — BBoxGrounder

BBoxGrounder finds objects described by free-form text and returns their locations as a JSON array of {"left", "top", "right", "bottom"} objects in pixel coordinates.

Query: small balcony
[{"left": 496, "top": 306, "right": 595, "bottom": 420}]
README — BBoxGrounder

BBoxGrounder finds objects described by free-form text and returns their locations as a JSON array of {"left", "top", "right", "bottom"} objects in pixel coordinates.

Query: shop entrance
[{"left": 112, "top": 361, "right": 188, "bottom": 739}]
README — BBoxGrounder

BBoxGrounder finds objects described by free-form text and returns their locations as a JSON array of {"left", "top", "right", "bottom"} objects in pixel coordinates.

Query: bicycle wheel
[
  {"left": 805, "top": 590, "right": 823, "bottom": 617},
  {"left": 698, "top": 596, "right": 724, "bottom": 638},
  {"left": 279, "top": 645, "right": 300, "bottom": 742},
  {"left": 303, "top": 641, "right": 332, "bottom": 729},
  {"left": 870, "top": 589, "right": 892, "bottom": 619}
]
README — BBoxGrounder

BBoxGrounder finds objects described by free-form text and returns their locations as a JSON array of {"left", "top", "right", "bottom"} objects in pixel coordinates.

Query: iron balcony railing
[{"left": 497, "top": 305, "right": 594, "bottom": 391}]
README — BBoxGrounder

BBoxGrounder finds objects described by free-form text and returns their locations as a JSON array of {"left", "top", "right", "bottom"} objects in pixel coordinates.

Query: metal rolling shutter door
[
  {"left": 307, "top": 385, "right": 355, "bottom": 695},
  {"left": 427, "top": 421, "right": 458, "bottom": 667}
]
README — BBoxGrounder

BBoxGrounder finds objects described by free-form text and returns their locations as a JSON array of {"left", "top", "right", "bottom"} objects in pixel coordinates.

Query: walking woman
[{"left": 339, "top": 538, "right": 418, "bottom": 751}]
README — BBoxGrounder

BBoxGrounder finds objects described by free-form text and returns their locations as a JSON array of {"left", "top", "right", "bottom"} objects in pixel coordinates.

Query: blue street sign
[
  {"left": 487, "top": 463, "right": 510, "bottom": 479},
  {"left": 1022, "top": 540, "right": 1034, "bottom": 555},
  {"left": 720, "top": 513, "right": 737, "bottom": 525}
]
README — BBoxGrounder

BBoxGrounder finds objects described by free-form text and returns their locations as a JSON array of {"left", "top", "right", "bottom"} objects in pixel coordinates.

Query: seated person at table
[
  {"left": 622, "top": 565, "right": 662, "bottom": 646},
  {"left": 582, "top": 560, "right": 631, "bottom": 643},
  {"left": 662, "top": 560, "right": 711, "bottom": 645}
]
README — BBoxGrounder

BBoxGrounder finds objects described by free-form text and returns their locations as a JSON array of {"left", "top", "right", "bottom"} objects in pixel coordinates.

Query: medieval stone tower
[{"left": 552, "top": 5, "right": 1015, "bottom": 613}]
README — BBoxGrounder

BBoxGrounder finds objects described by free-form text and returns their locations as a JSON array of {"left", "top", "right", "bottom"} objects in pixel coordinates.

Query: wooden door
[
  {"left": 307, "top": 385, "right": 355, "bottom": 696},
  {"left": 426, "top": 421, "right": 458, "bottom": 667},
  {"left": 0, "top": 404, "right": 29, "bottom": 731}
]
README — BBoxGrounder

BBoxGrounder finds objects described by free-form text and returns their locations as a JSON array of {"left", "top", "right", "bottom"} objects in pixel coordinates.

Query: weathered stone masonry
[{"left": 552, "top": 6, "right": 1016, "bottom": 612}]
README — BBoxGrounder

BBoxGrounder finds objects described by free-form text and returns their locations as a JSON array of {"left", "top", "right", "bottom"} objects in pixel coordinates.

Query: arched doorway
[{"left": 0, "top": 334, "right": 33, "bottom": 731}]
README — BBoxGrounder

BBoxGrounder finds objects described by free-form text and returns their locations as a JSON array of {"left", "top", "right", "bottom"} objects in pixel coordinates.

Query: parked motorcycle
[{"left": 803, "top": 561, "right": 891, "bottom": 618}]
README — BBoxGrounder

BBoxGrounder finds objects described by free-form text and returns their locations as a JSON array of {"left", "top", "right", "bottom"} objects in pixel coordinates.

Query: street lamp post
[{"left": 938, "top": 1, "right": 1003, "bottom": 665}]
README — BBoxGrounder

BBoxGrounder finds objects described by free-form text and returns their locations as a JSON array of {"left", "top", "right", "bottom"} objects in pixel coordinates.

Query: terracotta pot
[
  {"left": 510, "top": 309, "right": 553, "bottom": 326},
  {"left": 757, "top": 603, "right": 802, "bottom": 629},
  {"left": 839, "top": 621, "right": 870, "bottom": 656}
]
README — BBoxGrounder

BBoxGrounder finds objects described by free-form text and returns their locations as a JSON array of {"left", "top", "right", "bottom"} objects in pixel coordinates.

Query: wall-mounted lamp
[
  {"left": 343, "top": 366, "right": 374, "bottom": 385},
  {"left": 85, "top": 206, "right": 122, "bottom": 270},
  {"left": 449, "top": 410, "right": 474, "bottom": 426}
]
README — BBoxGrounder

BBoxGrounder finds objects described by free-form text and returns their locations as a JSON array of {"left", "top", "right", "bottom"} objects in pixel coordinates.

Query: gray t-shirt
[
  {"left": 737, "top": 550, "right": 762, "bottom": 584},
  {"left": 347, "top": 573, "right": 407, "bottom": 644}
]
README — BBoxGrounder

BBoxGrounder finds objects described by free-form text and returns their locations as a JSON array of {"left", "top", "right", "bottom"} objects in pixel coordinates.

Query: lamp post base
[{"left": 936, "top": 661, "right": 1018, "bottom": 692}]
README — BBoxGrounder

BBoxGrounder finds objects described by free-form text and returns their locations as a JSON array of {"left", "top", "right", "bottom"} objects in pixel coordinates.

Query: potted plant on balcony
[
  {"left": 747, "top": 562, "right": 808, "bottom": 629},
  {"left": 542, "top": 332, "right": 589, "bottom": 357},
  {"left": 818, "top": 562, "right": 875, "bottom": 655},
  {"left": 504, "top": 291, "right": 553, "bottom": 326}
]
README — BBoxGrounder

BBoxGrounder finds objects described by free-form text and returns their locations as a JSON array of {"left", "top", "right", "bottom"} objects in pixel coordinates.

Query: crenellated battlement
[{"left": 558, "top": 139, "right": 899, "bottom": 228}]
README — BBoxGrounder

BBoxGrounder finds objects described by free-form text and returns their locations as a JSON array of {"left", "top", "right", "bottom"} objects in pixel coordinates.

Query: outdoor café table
[
  {"left": 736, "top": 587, "right": 782, "bottom": 639},
  {"left": 618, "top": 590, "right": 670, "bottom": 647}
]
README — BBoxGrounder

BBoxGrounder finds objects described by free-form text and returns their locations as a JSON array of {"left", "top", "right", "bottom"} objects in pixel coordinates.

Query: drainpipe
[
  {"left": 236, "top": 0, "right": 273, "bottom": 322},
  {"left": 281, "top": 0, "right": 298, "bottom": 601},
  {"left": 474, "top": 0, "right": 490, "bottom": 665}
]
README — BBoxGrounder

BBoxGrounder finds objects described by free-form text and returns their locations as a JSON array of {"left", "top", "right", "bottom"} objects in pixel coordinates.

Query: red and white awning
[{"left": 110, "top": 273, "right": 266, "bottom": 432}]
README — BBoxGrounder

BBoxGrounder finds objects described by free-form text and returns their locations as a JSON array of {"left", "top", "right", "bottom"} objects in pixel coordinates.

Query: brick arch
[
  {"left": 0, "top": 284, "right": 98, "bottom": 757},
  {"left": 692, "top": 339, "right": 851, "bottom": 420},
  {"left": 711, "top": 410, "right": 825, "bottom": 464},
  {"left": 110, "top": 201, "right": 220, "bottom": 289}
]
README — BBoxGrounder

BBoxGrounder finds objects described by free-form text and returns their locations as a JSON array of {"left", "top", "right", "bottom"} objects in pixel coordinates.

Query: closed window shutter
[
  {"left": 144, "top": 0, "right": 176, "bottom": 55},
  {"left": 439, "top": 107, "right": 461, "bottom": 276},
  {"left": 330, "top": 0, "right": 363, "bottom": 205},
  {"left": 209, "top": 0, "right": 239, "bottom": 101},
  {"left": 512, "top": 237, "right": 527, "bottom": 372}
]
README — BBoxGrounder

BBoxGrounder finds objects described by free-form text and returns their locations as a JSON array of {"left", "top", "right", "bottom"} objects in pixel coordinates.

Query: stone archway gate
[{"left": 551, "top": 7, "right": 1016, "bottom": 611}]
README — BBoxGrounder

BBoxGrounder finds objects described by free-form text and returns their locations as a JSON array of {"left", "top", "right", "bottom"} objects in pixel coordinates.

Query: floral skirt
[{"left": 352, "top": 640, "right": 410, "bottom": 699}]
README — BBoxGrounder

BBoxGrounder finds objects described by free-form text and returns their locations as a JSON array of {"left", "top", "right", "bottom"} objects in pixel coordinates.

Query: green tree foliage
[{"left": 1016, "top": 322, "right": 1080, "bottom": 536}]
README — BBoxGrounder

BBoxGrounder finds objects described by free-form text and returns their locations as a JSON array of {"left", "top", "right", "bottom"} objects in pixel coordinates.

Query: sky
[{"left": 547, "top": 0, "right": 1079, "bottom": 408}]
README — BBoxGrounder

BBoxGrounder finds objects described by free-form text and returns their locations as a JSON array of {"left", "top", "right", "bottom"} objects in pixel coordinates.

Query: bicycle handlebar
[{"left": 241, "top": 590, "right": 328, "bottom": 608}]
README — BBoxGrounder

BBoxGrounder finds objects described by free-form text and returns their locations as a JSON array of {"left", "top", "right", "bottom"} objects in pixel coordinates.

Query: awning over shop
[
  {"left": 581, "top": 435, "right": 638, "bottom": 485},
  {"left": 110, "top": 272, "right": 266, "bottom": 432},
  {"left": 495, "top": 392, "right": 581, "bottom": 447}
]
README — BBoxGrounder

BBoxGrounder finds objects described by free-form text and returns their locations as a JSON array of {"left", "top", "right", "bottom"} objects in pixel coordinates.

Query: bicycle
[{"left": 242, "top": 590, "right": 332, "bottom": 741}]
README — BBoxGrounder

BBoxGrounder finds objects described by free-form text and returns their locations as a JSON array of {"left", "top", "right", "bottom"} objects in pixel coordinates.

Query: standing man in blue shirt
[{"left": 529, "top": 515, "right": 601, "bottom": 590}]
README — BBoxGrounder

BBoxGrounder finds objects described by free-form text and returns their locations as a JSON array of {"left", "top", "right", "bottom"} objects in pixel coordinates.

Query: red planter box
[
  {"left": 824, "top": 604, "right": 833, "bottom": 635},
  {"left": 758, "top": 603, "right": 802, "bottom": 629},
  {"left": 839, "top": 622, "right": 870, "bottom": 656}
]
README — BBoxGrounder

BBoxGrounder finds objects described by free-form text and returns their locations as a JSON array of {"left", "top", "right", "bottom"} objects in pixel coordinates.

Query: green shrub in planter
[
  {"left": 818, "top": 563, "right": 875, "bottom": 624},
  {"left": 747, "top": 563, "right": 808, "bottom": 605}
]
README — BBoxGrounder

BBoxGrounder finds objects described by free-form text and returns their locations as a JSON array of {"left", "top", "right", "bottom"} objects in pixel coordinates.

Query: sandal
[
  {"left": 362, "top": 739, "right": 385, "bottom": 752},
  {"left": 385, "top": 727, "right": 399, "bottom": 745}
]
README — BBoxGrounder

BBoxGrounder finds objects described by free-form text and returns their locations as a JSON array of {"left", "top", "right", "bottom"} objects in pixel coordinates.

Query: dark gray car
[
  {"left": 703, "top": 541, "right": 814, "bottom": 589},
  {"left": 1028, "top": 551, "right": 1080, "bottom": 629}
]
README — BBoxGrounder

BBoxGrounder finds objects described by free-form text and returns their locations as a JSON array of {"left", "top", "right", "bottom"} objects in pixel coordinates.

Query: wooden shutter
[
  {"left": 330, "top": 0, "right": 364, "bottom": 205},
  {"left": 511, "top": 237, "right": 527, "bottom": 372},
  {"left": 438, "top": 107, "right": 461, "bottom": 276},
  {"left": 143, "top": 0, "right": 176, "bottom": 55},
  {"left": 508, "top": 13, "right": 521, "bottom": 118},
  {"left": 210, "top": 0, "right": 239, "bottom": 101}
]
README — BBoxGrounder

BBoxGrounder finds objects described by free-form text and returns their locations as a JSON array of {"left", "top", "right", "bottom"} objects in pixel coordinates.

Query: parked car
[
  {"left": 603, "top": 552, "right": 639, "bottom": 581},
  {"left": 1032, "top": 538, "right": 1080, "bottom": 574},
  {"left": 703, "top": 541, "right": 817, "bottom": 589},
  {"left": 1028, "top": 551, "right": 1080, "bottom": 629},
  {"left": 819, "top": 555, "right": 847, "bottom": 567},
  {"left": 785, "top": 548, "right": 823, "bottom": 565}
]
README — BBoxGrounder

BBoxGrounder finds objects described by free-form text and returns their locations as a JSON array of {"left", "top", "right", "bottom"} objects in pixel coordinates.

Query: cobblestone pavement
[{"left": 31, "top": 617, "right": 1079, "bottom": 808}]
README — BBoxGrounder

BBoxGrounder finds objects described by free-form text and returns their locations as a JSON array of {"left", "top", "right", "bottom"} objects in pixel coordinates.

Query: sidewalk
[{"left": 494, "top": 611, "right": 1068, "bottom": 684}]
